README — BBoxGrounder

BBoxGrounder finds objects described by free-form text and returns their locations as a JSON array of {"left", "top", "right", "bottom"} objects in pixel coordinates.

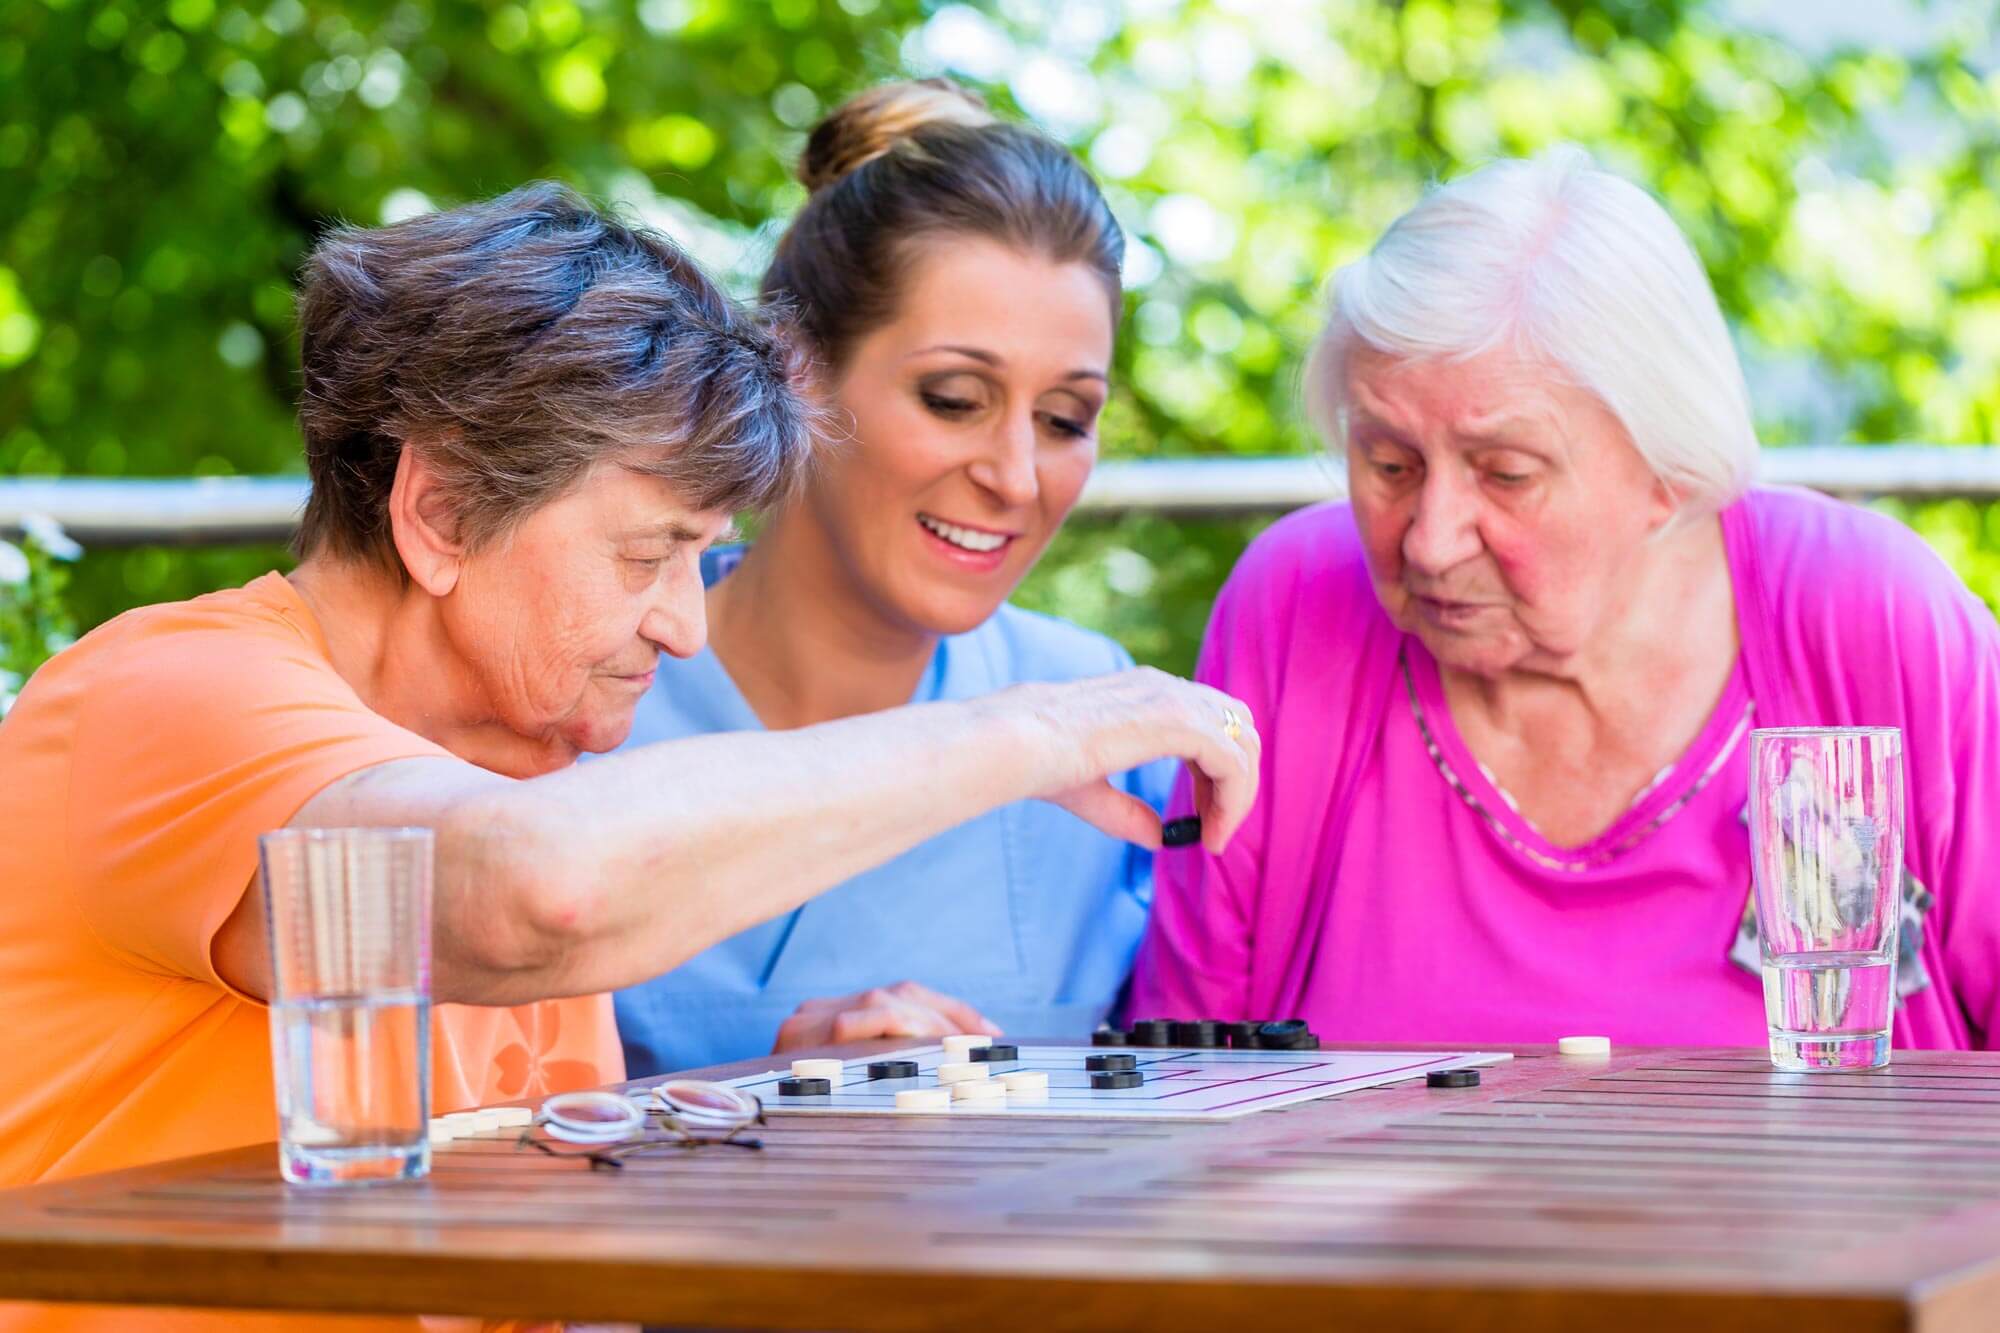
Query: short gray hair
[
  {"left": 1306, "top": 146, "right": 1757, "bottom": 514},
  {"left": 297, "top": 181, "right": 817, "bottom": 568}
]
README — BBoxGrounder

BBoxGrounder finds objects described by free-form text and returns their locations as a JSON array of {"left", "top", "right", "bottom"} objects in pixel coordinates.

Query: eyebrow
[
  {"left": 1347, "top": 398, "right": 1554, "bottom": 447},
  {"left": 1344, "top": 384, "right": 1399, "bottom": 427},
  {"left": 912, "top": 343, "right": 1108, "bottom": 385},
  {"left": 1457, "top": 409, "right": 1560, "bottom": 443},
  {"left": 616, "top": 519, "right": 709, "bottom": 543},
  {"left": 1345, "top": 404, "right": 1404, "bottom": 436}
]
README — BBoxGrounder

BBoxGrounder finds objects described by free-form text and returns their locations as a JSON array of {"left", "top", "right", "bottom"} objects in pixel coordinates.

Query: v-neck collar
[
  {"left": 1403, "top": 638, "right": 1751, "bottom": 869},
  {"left": 685, "top": 638, "right": 956, "bottom": 734},
  {"left": 685, "top": 548, "right": 958, "bottom": 731},
  {"left": 1397, "top": 511, "right": 1755, "bottom": 869}
]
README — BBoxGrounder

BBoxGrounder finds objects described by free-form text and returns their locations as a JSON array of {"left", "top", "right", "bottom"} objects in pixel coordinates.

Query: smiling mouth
[{"left": 917, "top": 513, "right": 1016, "bottom": 554}]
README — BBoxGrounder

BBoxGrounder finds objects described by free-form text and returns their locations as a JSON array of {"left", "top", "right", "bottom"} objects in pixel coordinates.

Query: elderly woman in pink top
[{"left": 1132, "top": 147, "right": 2000, "bottom": 1049}]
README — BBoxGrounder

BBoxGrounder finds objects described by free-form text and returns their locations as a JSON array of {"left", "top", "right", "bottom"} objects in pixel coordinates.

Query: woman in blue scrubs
[{"left": 612, "top": 78, "right": 1171, "bottom": 1076}]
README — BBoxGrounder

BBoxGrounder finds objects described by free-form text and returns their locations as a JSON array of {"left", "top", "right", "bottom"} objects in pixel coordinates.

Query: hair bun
[{"left": 798, "top": 78, "right": 995, "bottom": 194}]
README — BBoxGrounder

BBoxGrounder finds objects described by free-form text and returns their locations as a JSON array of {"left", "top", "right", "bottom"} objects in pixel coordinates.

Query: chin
[
  {"left": 886, "top": 572, "right": 1011, "bottom": 638},
  {"left": 1418, "top": 630, "right": 1528, "bottom": 679},
  {"left": 564, "top": 708, "right": 638, "bottom": 757},
  {"left": 914, "top": 594, "right": 1008, "bottom": 639}
]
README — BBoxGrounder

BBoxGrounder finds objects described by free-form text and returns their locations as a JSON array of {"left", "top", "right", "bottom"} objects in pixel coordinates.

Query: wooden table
[{"left": 6, "top": 1043, "right": 2000, "bottom": 1330}]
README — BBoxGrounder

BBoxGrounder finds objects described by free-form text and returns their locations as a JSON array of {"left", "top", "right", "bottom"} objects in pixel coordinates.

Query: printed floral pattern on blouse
[{"left": 1727, "top": 801, "right": 1935, "bottom": 1002}]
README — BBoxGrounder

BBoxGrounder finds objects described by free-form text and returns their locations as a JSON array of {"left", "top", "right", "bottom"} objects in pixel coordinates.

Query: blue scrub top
[{"left": 608, "top": 548, "right": 1174, "bottom": 1078}]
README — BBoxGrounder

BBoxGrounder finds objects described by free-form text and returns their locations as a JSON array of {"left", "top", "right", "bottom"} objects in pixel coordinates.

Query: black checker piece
[
  {"left": 776, "top": 1077, "right": 831, "bottom": 1097},
  {"left": 1255, "top": 1019, "right": 1319, "bottom": 1050},
  {"left": 1427, "top": 1068, "right": 1481, "bottom": 1089}
]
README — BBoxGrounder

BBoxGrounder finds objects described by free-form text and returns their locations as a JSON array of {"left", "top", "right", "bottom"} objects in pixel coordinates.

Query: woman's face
[
  {"left": 798, "top": 236, "right": 1115, "bottom": 638},
  {"left": 1343, "top": 343, "right": 1676, "bottom": 679},
  {"left": 438, "top": 461, "right": 730, "bottom": 767}
]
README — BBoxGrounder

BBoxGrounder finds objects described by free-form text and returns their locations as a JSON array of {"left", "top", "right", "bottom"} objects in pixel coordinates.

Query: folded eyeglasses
[{"left": 515, "top": 1082, "right": 766, "bottom": 1168}]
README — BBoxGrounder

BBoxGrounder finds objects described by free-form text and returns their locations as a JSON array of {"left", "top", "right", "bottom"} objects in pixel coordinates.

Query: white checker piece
[
  {"left": 723, "top": 1045, "right": 1513, "bottom": 1122},
  {"left": 1557, "top": 1035, "right": 1612, "bottom": 1056},
  {"left": 940, "top": 1034, "right": 993, "bottom": 1059},
  {"left": 790, "top": 1058, "right": 846, "bottom": 1083}
]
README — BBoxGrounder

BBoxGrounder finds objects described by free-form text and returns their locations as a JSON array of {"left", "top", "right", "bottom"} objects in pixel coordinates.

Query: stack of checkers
[
  {"left": 1092, "top": 1018, "right": 1320, "bottom": 1050},
  {"left": 428, "top": 1105, "right": 535, "bottom": 1144}
]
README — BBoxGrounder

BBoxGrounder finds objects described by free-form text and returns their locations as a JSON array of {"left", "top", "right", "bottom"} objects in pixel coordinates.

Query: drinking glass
[
  {"left": 259, "top": 827, "right": 434, "bottom": 1184},
  {"left": 1749, "top": 727, "right": 1903, "bottom": 1072}
]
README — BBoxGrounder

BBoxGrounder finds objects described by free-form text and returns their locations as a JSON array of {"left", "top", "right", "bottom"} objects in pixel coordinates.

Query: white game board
[{"left": 720, "top": 1044, "right": 1512, "bottom": 1121}]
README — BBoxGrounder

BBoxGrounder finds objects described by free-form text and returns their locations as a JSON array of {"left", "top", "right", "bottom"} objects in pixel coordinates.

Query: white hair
[{"left": 1306, "top": 145, "right": 1757, "bottom": 514}]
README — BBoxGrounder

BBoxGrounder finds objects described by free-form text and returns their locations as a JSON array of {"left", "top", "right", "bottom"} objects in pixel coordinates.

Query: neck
[
  {"left": 287, "top": 555, "right": 576, "bottom": 777},
  {"left": 1447, "top": 514, "right": 1737, "bottom": 734},
  {"left": 708, "top": 511, "right": 940, "bottom": 732}
]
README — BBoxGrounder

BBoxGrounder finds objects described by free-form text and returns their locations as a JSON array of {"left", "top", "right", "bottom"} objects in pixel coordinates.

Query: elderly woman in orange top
[{"left": 0, "top": 183, "right": 1258, "bottom": 1330}]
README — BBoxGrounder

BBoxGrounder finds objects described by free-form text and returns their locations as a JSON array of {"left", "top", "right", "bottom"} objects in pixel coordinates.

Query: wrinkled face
[
  {"left": 801, "top": 236, "right": 1115, "bottom": 638},
  {"left": 441, "top": 461, "right": 731, "bottom": 762},
  {"left": 1344, "top": 343, "right": 1674, "bottom": 678}
]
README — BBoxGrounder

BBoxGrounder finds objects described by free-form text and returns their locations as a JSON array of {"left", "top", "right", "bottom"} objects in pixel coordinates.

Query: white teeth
[{"left": 919, "top": 514, "right": 1007, "bottom": 553}]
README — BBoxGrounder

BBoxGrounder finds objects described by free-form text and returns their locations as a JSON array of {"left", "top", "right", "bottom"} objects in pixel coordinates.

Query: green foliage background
[{"left": 3, "top": 0, "right": 1997, "bottom": 675}]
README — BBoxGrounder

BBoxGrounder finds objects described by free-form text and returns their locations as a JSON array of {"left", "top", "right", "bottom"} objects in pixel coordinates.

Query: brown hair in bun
[
  {"left": 797, "top": 78, "right": 996, "bottom": 194},
  {"left": 764, "top": 77, "right": 1123, "bottom": 371}
]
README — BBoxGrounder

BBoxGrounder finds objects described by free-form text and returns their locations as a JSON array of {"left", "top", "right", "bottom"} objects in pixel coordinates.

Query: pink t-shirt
[{"left": 1131, "top": 487, "right": 2000, "bottom": 1048}]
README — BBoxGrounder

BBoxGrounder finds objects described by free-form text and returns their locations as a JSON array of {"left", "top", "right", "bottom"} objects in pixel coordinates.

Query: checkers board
[{"left": 723, "top": 1043, "right": 1512, "bottom": 1119}]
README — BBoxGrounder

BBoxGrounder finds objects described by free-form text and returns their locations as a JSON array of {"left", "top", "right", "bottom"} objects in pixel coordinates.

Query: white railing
[{"left": 2, "top": 446, "right": 1997, "bottom": 545}]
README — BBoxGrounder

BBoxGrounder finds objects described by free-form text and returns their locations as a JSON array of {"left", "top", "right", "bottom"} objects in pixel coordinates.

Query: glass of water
[
  {"left": 1749, "top": 727, "right": 1904, "bottom": 1072},
  {"left": 259, "top": 827, "right": 434, "bottom": 1184}
]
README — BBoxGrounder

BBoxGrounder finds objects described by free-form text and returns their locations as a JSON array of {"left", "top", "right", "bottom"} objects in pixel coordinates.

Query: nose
[
  {"left": 1401, "top": 471, "right": 1483, "bottom": 578},
  {"left": 965, "top": 410, "right": 1039, "bottom": 510},
  {"left": 642, "top": 567, "right": 708, "bottom": 661}
]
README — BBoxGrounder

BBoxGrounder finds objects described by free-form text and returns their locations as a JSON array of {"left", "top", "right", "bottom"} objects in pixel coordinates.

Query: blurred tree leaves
[{"left": 2, "top": 0, "right": 1996, "bottom": 674}]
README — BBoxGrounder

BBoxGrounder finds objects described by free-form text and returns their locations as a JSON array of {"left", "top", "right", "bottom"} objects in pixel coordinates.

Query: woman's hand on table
[{"left": 772, "top": 980, "right": 1002, "bottom": 1051}]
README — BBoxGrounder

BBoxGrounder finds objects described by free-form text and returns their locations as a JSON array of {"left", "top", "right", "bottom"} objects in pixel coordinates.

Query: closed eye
[
  {"left": 1038, "top": 411, "right": 1091, "bottom": 439},
  {"left": 922, "top": 392, "right": 979, "bottom": 419}
]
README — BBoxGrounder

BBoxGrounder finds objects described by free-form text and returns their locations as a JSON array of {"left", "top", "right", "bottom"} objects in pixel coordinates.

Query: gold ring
[{"left": 1220, "top": 707, "right": 1243, "bottom": 743}]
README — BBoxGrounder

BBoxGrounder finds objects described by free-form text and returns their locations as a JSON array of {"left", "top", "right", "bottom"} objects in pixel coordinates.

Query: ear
[
  {"left": 387, "top": 443, "right": 465, "bottom": 596},
  {"left": 1645, "top": 473, "right": 1683, "bottom": 535}
]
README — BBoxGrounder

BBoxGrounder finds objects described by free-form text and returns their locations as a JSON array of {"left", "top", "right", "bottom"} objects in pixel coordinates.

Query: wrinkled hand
[
  {"left": 1007, "top": 667, "right": 1260, "bottom": 855},
  {"left": 772, "top": 980, "right": 1003, "bottom": 1052}
]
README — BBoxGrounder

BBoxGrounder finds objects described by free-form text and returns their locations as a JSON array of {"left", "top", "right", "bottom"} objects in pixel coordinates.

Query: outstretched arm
[{"left": 215, "top": 669, "right": 1259, "bottom": 1007}]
